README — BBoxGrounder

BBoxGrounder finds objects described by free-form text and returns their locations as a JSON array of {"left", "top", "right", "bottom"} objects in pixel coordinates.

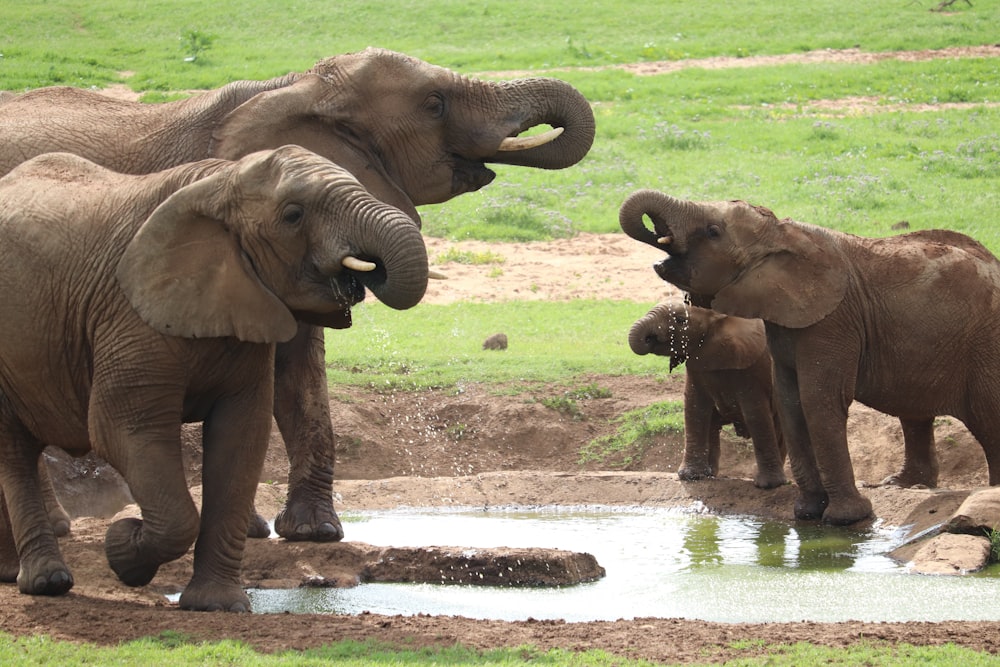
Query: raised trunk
[
  {"left": 486, "top": 78, "right": 595, "bottom": 170},
  {"left": 619, "top": 189, "right": 698, "bottom": 253}
]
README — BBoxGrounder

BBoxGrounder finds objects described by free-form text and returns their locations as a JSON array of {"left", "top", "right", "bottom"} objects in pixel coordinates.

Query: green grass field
[
  {"left": 3, "top": 0, "right": 998, "bottom": 249},
  {"left": 2, "top": 1, "right": 999, "bottom": 664}
]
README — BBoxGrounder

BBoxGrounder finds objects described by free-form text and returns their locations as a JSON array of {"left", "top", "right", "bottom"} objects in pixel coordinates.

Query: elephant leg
[
  {"left": 38, "top": 452, "right": 72, "bottom": 537},
  {"left": 179, "top": 386, "right": 273, "bottom": 612},
  {"left": 271, "top": 323, "right": 344, "bottom": 542},
  {"left": 771, "top": 360, "right": 827, "bottom": 520},
  {"left": 739, "top": 398, "right": 787, "bottom": 489},
  {"left": 881, "top": 418, "right": 938, "bottom": 488},
  {"left": 678, "top": 378, "right": 719, "bottom": 481},
  {"left": 0, "top": 409, "right": 72, "bottom": 595},
  {"left": 962, "top": 411, "right": 1000, "bottom": 486},
  {"left": 706, "top": 412, "right": 722, "bottom": 475},
  {"left": 0, "top": 494, "right": 20, "bottom": 582},
  {"left": 796, "top": 370, "right": 872, "bottom": 525},
  {"left": 100, "top": 430, "right": 200, "bottom": 589},
  {"left": 89, "top": 387, "right": 200, "bottom": 588}
]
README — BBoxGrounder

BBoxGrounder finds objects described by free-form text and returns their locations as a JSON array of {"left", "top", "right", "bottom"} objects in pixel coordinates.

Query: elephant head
[
  {"left": 210, "top": 48, "right": 596, "bottom": 220},
  {"left": 116, "top": 145, "right": 428, "bottom": 343},
  {"left": 628, "top": 299, "right": 767, "bottom": 372},
  {"left": 619, "top": 189, "right": 848, "bottom": 328}
]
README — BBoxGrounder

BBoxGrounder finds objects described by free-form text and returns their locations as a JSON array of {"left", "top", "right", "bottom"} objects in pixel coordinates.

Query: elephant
[
  {"left": 0, "top": 145, "right": 427, "bottom": 611},
  {"left": 0, "top": 47, "right": 596, "bottom": 541},
  {"left": 619, "top": 188, "right": 1000, "bottom": 525},
  {"left": 628, "top": 299, "right": 786, "bottom": 489}
]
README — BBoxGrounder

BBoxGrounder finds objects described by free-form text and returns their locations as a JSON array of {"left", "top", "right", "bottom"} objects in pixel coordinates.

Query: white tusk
[
  {"left": 498, "top": 126, "right": 564, "bottom": 152},
  {"left": 342, "top": 256, "right": 377, "bottom": 272},
  {"left": 657, "top": 236, "right": 673, "bottom": 245},
  {"left": 428, "top": 270, "right": 448, "bottom": 280}
]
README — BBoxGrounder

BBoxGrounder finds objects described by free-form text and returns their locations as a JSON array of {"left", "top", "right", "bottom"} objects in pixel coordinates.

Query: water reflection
[
  {"left": 247, "top": 506, "right": 1000, "bottom": 623},
  {"left": 680, "top": 516, "right": 901, "bottom": 572}
]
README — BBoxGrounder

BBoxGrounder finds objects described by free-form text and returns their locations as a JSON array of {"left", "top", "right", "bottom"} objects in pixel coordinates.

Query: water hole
[{"left": 247, "top": 506, "right": 1000, "bottom": 623}]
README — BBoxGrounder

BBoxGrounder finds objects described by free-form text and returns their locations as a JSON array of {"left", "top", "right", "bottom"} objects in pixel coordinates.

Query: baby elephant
[
  {"left": 621, "top": 188, "right": 1000, "bottom": 525},
  {"left": 0, "top": 146, "right": 428, "bottom": 611},
  {"left": 629, "top": 300, "right": 786, "bottom": 489}
]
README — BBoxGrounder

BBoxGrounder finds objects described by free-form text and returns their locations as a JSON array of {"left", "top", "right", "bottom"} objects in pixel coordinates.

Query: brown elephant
[
  {"left": 0, "top": 47, "right": 595, "bottom": 541},
  {"left": 628, "top": 299, "right": 786, "bottom": 489},
  {"left": 619, "top": 189, "right": 1000, "bottom": 525},
  {"left": 0, "top": 146, "right": 427, "bottom": 610}
]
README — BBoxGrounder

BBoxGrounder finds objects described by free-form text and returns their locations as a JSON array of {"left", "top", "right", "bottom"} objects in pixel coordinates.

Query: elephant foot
[
  {"left": 273, "top": 499, "right": 344, "bottom": 542},
  {"left": 822, "top": 494, "right": 874, "bottom": 526},
  {"left": 179, "top": 576, "right": 252, "bottom": 612},
  {"left": 881, "top": 468, "right": 938, "bottom": 489},
  {"left": 16, "top": 560, "right": 74, "bottom": 596},
  {"left": 678, "top": 464, "right": 716, "bottom": 482},
  {"left": 246, "top": 512, "right": 272, "bottom": 539},
  {"left": 753, "top": 470, "right": 787, "bottom": 490},
  {"left": 793, "top": 491, "right": 829, "bottom": 521},
  {"left": 0, "top": 562, "right": 18, "bottom": 583},
  {"left": 105, "top": 517, "right": 162, "bottom": 587}
]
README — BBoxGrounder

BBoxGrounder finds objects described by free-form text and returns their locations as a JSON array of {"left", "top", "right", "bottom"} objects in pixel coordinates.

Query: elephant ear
[
  {"left": 711, "top": 217, "right": 848, "bottom": 329},
  {"left": 209, "top": 74, "right": 422, "bottom": 225},
  {"left": 209, "top": 74, "right": 329, "bottom": 159},
  {"left": 691, "top": 315, "right": 767, "bottom": 372},
  {"left": 116, "top": 171, "right": 298, "bottom": 344}
]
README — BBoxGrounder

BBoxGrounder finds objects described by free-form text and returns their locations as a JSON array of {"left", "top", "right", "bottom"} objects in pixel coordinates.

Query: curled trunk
[
  {"left": 486, "top": 78, "right": 595, "bottom": 171},
  {"left": 627, "top": 313, "right": 658, "bottom": 356},
  {"left": 340, "top": 200, "right": 429, "bottom": 311},
  {"left": 619, "top": 189, "right": 698, "bottom": 253}
]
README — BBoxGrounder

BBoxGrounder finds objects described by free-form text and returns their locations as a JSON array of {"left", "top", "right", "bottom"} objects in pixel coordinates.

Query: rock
[
  {"left": 909, "top": 533, "right": 991, "bottom": 575},
  {"left": 240, "top": 539, "right": 605, "bottom": 589},
  {"left": 946, "top": 487, "right": 1000, "bottom": 535},
  {"left": 482, "top": 333, "right": 508, "bottom": 350},
  {"left": 367, "top": 545, "right": 605, "bottom": 586}
]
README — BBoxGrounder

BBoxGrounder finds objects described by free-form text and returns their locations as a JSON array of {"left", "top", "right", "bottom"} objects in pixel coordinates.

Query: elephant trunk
[
  {"left": 337, "top": 198, "right": 429, "bottom": 311},
  {"left": 627, "top": 317, "right": 656, "bottom": 355},
  {"left": 619, "top": 189, "right": 699, "bottom": 254},
  {"left": 486, "top": 78, "right": 595, "bottom": 170}
]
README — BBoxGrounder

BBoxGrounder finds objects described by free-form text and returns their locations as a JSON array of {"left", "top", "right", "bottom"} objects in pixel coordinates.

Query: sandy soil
[{"left": 3, "top": 46, "right": 1000, "bottom": 664}]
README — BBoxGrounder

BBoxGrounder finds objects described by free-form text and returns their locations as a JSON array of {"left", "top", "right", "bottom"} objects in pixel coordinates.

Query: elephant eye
[
  {"left": 281, "top": 204, "right": 304, "bottom": 226},
  {"left": 422, "top": 92, "right": 446, "bottom": 119},
  {"left": 706, "top": 224, "right": 722, "bottom": 239}
]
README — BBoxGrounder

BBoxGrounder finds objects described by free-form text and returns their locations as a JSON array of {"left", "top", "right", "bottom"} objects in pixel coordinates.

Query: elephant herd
[{"left": 0, "top": 47, "right": 994, "bottom": 612}]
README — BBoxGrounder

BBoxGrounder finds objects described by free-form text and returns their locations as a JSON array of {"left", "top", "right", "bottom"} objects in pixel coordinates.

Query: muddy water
[{"left": 248, "top": 506, "right": 1000, "bottom": 623}]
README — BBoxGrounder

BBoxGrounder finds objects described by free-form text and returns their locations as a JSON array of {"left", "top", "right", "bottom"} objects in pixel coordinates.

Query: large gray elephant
[
  {"left": 628, "top": 299, "right": 786, "bottom": 489},
  {"left": 0, "top": 47, "right": 595, "bottom": 541},
  {"left": 619, "top": 189, "right": 1000, "bottom": 525},
  {"left": 0, "top": 146, "right": 427, "bottom": 611}
]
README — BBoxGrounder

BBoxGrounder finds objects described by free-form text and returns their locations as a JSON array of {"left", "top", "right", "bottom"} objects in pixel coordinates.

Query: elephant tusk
[
  {"left": 657, "top": 235, "right": 673, "bottom": 245},
  {"left": 428, "top": 269, "right": 448, "bottom": 280},
  {"left": 498, "top": 127, "right": 564, "bottom": 152},
  {"left": 342, "top": 256, "right": 377, "bottom": 272}
]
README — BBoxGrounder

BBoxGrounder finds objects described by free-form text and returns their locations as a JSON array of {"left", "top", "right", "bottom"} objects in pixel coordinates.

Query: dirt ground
[{"left": 3, "top": 46, "right": 1000, "bottom": 664}]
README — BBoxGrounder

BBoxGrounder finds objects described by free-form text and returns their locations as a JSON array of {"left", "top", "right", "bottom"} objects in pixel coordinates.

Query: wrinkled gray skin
[
  {"left": 0, "top": 146, "right": 428, "bottom": 611},
  {"left": 628, "top": 299, "right": 786, "bottom": 489},
  {"left": 0, "top": 47, "right": 595, "bottom": 542},
  {"left": 620, "top": 189, "right": 1000, "bottom": 525}
]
